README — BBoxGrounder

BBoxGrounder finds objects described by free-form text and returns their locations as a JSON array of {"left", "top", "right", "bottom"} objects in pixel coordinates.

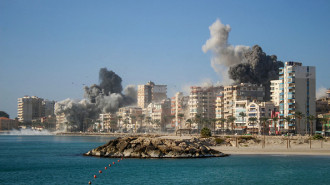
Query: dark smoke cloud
[
  {"left": 228, "top": 45, "right": 284, "bottom": 101},
  {"left": 55, "top": 68, "right": 137, "bottom": 131}
]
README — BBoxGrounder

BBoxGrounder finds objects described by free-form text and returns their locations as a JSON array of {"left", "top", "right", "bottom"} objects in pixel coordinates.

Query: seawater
[{"left": 1, "top": 135, "right": 330, "bottom": 185}]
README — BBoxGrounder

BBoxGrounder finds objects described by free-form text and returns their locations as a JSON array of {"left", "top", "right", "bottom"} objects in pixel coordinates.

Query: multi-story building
[
  {"left": 0, "top": 117, "right": 19, "bottom": 131},
  {"left": 278, "top": 62, "right": 316, "bottom": 134},
  {"left": 189, "top": 86, "right": 223, "bottom": 120},
  {"left": 137, "top": 81, "right": 167, "bottom": 108},
  {"left": 217, "top": 83, "right": 265, "bottom": 119},
  {"left": 146, "top": 99, "right": 171, "bottom": 131},
  {"left": 43, "top": 100, "right": 55, "bottom": 117},
  {"left": 270, "top": 80, "right": 282, "bottom": 106},
  {"left": 117, "top": 106, "right": 143, "bottom": 132},
  {"left": 171, "top": 92, "right": 189, "bottom": 129},
  {"left": 18, "top": 96, "right": 45, "bottom": 122},
  {"left": 99, "top": 113, "right": 117, "bottom": 132}
]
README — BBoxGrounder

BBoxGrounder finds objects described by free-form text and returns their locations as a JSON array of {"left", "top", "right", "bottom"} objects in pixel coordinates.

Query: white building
[
  {"left": 270, "top": 80, "right": 282, "bottom": 106},
  {"left": 278, "top": 62, "right": 316, "bottom": 134}
]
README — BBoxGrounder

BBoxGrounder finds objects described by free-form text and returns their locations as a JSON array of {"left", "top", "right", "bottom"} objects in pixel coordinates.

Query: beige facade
[
  {"left": 117, "top": 106, "right": 143, "bottom": 132},
  {"left": 0, "top": 117, "right": 19, "bottom": 131},
  {"left": 18, "top": 96, "right": 45, "bottom": 122},
  {"left": 137, "top": 81, "right": 167, "bottom": 108},
  {"left": 189, "top": 86, "right": 223, "bottom": 120},
  {"left": 216, "top": 83, "right": 265, "bottom": 119},
  {"left": 270, "top": 80, "right": 282, "bottom": 106},
  {"left": 171, "top": 92, "right": 189, "bottom": 129}
]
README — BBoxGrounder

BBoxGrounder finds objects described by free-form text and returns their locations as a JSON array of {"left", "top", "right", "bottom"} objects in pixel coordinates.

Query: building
[
  {"left": 277, "top": 62, "right": 316, "bottom": 134},
  {"left": 0, "top": 117, "right": 19, "bottom": 131},
  {"left": 189, "top": 86, "right": 223, "bottom": 120},
  {"left": 117, "top": 106, "right": 143, "bottom": 132},
  {"left": 99, "top": 113, "right": 117, "bottom": 132},
  {"left": 146, "top": 99, "right": 171, "bottom": 131},
  {"left": 43, "top": 100, "right": 55, "bottom": 117},
  {"left": 137, "top": 81, "right": 167, "bottom": 108},
  {"left": 270, "top": 80, "right": 282, "bottom": 106},
  {"left": 171, "top": 92, "right": 189, "bottom": 129},
  {"left": 217, "top": 83, "right": 265, "bottom": 119},
  {"left": 18, "top": 96, "right": 45, "bottom": 122}
]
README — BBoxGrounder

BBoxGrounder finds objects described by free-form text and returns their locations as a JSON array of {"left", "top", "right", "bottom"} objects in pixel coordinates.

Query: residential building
[
  {"left": 0, "top": 117, "right": 19, "bottom": 131},
  {"left": 18, "top": 96, "right": 45, "bottom": 122},
  {"left": 99, "top": 113, "right": 117, "bottom": 132},
  {"left": 189, "top": 86, "right": 223, "bottom": 120},
  {"left": 171, "top": 92, "right": 189, "bottom": 129},
  {"left": 146, "top": 99, "right": 171, "bottom": 131},
  {"left": 137, "top": 81, "right": 167, "bottom": 108},
  {"left": 117, "top": 106, "right": 143, "bottom": 132},
  {"left": 278, "top": 62, "right": 316, "bottom": 134},
  {"left": 43, "top": 100, "right": 56, "bottom": 117},
  {"left": 217, "top": 83, "right": 265, "bottom": 119},
  {"left": 270, "top": 80, "right": 282, "bottom": 106}
]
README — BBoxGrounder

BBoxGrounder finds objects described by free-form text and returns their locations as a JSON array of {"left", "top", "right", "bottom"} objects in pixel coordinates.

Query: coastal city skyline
[{"left": 1, "top": 0, "right": 330, "bottom": 118}]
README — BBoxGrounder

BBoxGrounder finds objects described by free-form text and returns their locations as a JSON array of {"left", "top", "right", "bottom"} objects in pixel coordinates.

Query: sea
[{"left": 1, "top": 133, "right": 330, "bottom": 185}]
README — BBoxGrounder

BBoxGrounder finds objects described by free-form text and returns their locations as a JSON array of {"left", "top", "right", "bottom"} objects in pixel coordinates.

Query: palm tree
[
  {"left": 272, "top": 116, "right": 279, "bottom": 135},
  {"left": 178, "top": 113, "right": 185, "bottom": 129},
  {"left": 218, "top": 118, "right": 226, "bottom": 135},
  {"left": 248, "top": 117, "right": 258, "bottom": 135},
  {"left": 194, "top": 114, "right": 202, "bottom": 132},
  {"left": 227, "top": 116, "right": 236, "bottom": 134},
  {"left": 320, "top": 117, "right": 329, "bottom": 136},
  {"left": 259, "top": 117, "right": 269, "bottom": 135},
  {"left": 117, "top": 116, "right": 122, "bottom": 132},
  {"left": 283, "top": 116, "right": 292, "bottom": 134},
  {"left": 307, "top": 115, "right": 316, "bottom": 136},
  {"left": 239, "top": 112, "right": 247, "bottom": 126},
  {"left": 294, "top": 111, "right": 304, "bottom": 134}
]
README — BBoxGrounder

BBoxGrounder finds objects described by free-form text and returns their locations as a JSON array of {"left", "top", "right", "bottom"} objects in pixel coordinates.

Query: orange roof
[{"left": 0, "top": 117, "right": 10, "bottom": 120}]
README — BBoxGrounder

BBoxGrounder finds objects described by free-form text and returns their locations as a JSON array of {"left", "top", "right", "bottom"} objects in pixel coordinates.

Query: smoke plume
[
  {"left": 228, "top": 45, "right": 283, "bottom": 101},
  {"left": 202, "top": 19, "right": 250, "bottom": 84},
  {"left": 55, "top": 68, "right": 137, "bottom": 131}
]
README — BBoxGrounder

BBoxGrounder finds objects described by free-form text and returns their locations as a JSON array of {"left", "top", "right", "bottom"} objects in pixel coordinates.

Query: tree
[
  {"left": 211, "top": 118, "right": 217, "bottom": 134},
  {"left": 259, "top": 117, "right": 269, "bottom": 135},
  {"left": 0, "top": 111, "right": 9, "bottom": 118},
  {"left": 307, "top": 115, "right": 316, "bottom": 136},
  {"left": 219, "top": 118, "right": 226, "bottom": 135},
  {"left": 227, "top": 116, "right": 236, "bottom": 134},
  {"left": 272, "top": 117, "right": 279, "bottom": 135},
  {"left": 201, "top": 127, "right": 211, "bottom": 137},
  {"left": 194, "top": 114, "right": 202, "bottom": 132},
  {"left": 248, "top": 117, "right": 258, "bottom": 135},
  {"left": 283, "top": 116, "right": 292, "bottom": 134},
  {"left": 239, "top": 112, "right": 247, "bottom": 134},
  {"left": 294, "top": 111, "right": 304, "bottom": 134},
  {"left": 320, "top": 117, "right": 328, "bottom": 136}
]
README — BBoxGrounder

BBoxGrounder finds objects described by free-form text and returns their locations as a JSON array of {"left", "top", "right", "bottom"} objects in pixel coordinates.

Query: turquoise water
[{"left": 1, "top": 135, "right": 330, "bottom": 185}]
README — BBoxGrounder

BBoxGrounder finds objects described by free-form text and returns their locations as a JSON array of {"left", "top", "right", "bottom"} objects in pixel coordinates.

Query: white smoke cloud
[
  {"left": 316, "top": 87, "right": 327, "bottom": 99},
  {"left": 202, "top": 19, "right": 250, "bottom": 84}
]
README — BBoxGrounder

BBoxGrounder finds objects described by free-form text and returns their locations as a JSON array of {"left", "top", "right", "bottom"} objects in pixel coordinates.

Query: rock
[{"left": 84, "top": 136, "right": 228, "bottom": 158}]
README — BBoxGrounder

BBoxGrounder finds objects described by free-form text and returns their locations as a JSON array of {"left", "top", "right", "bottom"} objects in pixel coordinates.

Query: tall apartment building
[
  {"left": 270, "top": 80, "right": 282, "bottom": 106},
  {"left": 146, "top": 99, "right": 171, "bottom": 131},
  {"left": 137, "top": 81, "right": 167, "bottom": 108},
  {"left": 18, "top": 96, "right": 45, "bottom": 122},
  {"left": 189, "top": 86, "right": 223, "bottom": 120},
  {"left": 43, "top": 100, "right": 55, "bottom": 117},
  {"left": 171, "top": 92, "right": 189, "bottom": 129},
  {"left": 216, "top": 83, "right": 265, "bottom": 119},
  {"left": 277, "top": 62, "right": 316, "bottom": 134}
]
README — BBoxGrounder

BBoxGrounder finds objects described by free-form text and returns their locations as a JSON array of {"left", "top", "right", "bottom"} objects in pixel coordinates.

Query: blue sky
[{"left": 1, "top": 0, "right": 329, "bottom": 118}]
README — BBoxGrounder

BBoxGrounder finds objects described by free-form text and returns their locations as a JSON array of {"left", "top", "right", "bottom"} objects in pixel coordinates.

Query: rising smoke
[
  {"left": 203, "top": 19, "right": 284, "bottom": 100},
  {"left": 55, "top": 68, "right": 137, "bottom": 131},
  {"left": 229, "top": 45, "right": 283, "bottom": 101},
  {"left": 202, "top": 19, "right": 250, "bottom": 84}
]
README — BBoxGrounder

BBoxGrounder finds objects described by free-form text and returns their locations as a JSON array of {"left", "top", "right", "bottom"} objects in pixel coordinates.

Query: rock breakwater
[{"left": 84, "top": 136, "right": 228, "bottom": 158}]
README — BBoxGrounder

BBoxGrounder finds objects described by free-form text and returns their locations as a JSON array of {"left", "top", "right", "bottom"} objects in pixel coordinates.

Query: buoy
[
  {"left": 117, "top": 160, "right": 120, "bottom": 162},
  {"left": 99, "top": 170, "right": 102, "bottom": 174},
  {"left": 94, "top": 175, "right": 97, "bottom": 179},
  {"left": 105, "top": 167, "right": 107, "bottom": 170},
  {"left": 109, "top": 164, "right": 111, "bottom": 167},
  {"left": 113, "top": 162, "right": 115, "bottom": 164},
  {"left": 88, "top": 181, "right": 92, "bottom": 184}
]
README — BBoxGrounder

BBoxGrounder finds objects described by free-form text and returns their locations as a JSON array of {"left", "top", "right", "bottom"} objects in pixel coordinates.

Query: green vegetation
[
  {"left": 239, "top": 136, "right": 255, "bottom": 140},
  {"left": 312, "top": 134, "right": 323, "bottom": 140},
  {"left": 0, "top": 111, "right": 9, "bottom": 118},
  {"left": 214, "top": 137, "right": 225, "bottom": 144},
  {"left": 200, "top": 127, "right": 211, "bottom": 137}
]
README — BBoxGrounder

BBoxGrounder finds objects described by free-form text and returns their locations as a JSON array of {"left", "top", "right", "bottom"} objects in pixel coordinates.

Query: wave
[{"left": 2, "top": 129, "right": 53, "bottom": 135}]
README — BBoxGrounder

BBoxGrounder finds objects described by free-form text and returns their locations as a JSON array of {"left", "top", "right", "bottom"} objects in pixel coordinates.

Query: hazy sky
[{"left": 1, "top": 0, "right": 330, "bottom": 118}]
